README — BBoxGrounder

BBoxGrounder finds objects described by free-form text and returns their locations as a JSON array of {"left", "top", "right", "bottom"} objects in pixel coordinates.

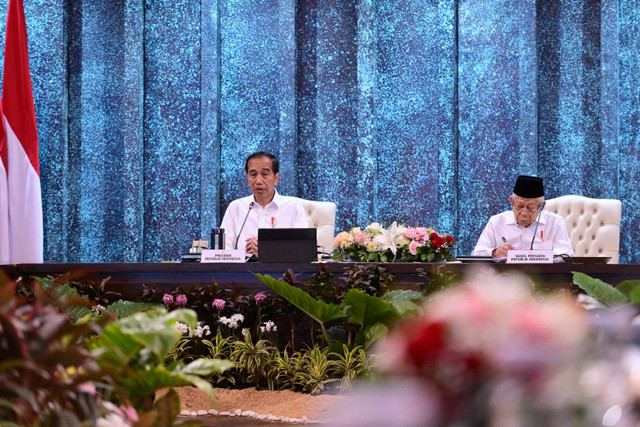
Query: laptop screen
[{"left": 258, "top": 228, "right": 318, "bottom": 263}]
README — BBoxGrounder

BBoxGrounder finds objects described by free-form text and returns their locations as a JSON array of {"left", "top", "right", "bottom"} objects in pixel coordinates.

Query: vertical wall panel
[
  {"left": 67, "top": 1, "right": 127, "bottom": 262},
  {"left": 122, "top": 0, "right": 145, "bottom": 262},
  {"left": 599, "top": 0, "right": 620, "bottom": 196},
  {"left": 143, "top": 0, "right": 201, "bottom": 261},
  {"left": 457, "top": 0, "right": 538, "bottom": 254},
  {"left": 538, "top": 0, "right": 617, "bottom": 199},
  {"left": 374, "top": 0, "right": 456, "bottom": 234},
  {"left": 22, "top": 0, "right": 67, "bottom": 261},
  {"left": 619, "top": 0, "right": 640, "bottom": 264},
  {"left": 66, "top": 0, "right": 82, "bottom": 261},
  {"left": 277, "top": 0, "right": 298, "bottom": 197},
  {"left": 354, "top": 0, "right": 376, "bottom": 226},
  {"left": 297, "top": 0, "right": 359, "bottom": 231},
  {"left": 8, "top": 0, "right": 640, "bottom": 263},
  {"left": 219, "top": 0, "right": 281, "bottom": 211},
  {"left": 200, "top": 0, "right": 221, "bottom": 236}
]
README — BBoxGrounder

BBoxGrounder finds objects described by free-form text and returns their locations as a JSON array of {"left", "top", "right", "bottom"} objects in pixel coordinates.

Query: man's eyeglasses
[{"left": 512, "top": 203, "right": 543, "bottom": 213}]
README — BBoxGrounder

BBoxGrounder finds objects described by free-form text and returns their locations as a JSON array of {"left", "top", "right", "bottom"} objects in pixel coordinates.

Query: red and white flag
[
  {"left": 0, "top": 103, "right": 8, "bottom": 263},
  {"left": 1, "top": 0, "right": 43, "bottom": 264}
]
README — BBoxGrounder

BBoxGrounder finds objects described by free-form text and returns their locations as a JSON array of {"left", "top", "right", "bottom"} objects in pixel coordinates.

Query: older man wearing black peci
[
  {"left": 220, "top": 151, "right": 308, "bottom": 257},
  {"left": 471, "top": 175, "right": 574, "bottom": 258}
]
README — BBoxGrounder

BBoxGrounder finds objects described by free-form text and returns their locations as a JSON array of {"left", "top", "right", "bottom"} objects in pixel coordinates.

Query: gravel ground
[{"left": 157, "top": 386, "right": 350, "bottom": 425}]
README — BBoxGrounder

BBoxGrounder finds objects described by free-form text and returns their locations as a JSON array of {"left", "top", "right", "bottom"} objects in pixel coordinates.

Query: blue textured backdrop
[{"left": 1, "top": 0, "right": 639, "bottom": 263}]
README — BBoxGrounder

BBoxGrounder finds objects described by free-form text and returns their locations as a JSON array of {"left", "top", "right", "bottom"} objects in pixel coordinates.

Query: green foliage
[
  {"left": 359, "top": 323, "right": 389, "bottom": 350},
  {"left": 341, "top": 264, "right": 395, "bottom": 297},
  {"left": 34, "top": 279, "right": 95, "bottom": 323},
  {"left": 296, "top": 346, "right": 336, "bottom": 394},
  {"left": 0, "top": 275, "right": 108, "bottom": 425},
  {"left": 382, "top": 289, "right": 423, "bottom": 319},
  {"left": 344, "top": 289, "right": 394, "bottom": 328},
  {"left": 202, "top": 332, "right": 236, "bottom": 387},
  {"left": 230, "top": 330, "right": 273, "bottom": 388},
  {"left": 572, "top": 272, "right": 629, "bottom": 308},
  {"left": 3, "top": 267, "right": 397, "bottom": 425},
  {"left": 417, "top": 264, "right": 460, "bottom": 296},
  {"left": 258, "top": 268, "right": 424, "bottom": 350},
  {"left": 166, "top": 337, "right": 194, "bottom": 363},
  {"left": 332, "top": 344, "right": 372, "bottom": 392},
  {"left": 105, "top": 300, "right": 163, "bottom": 318},
  {"left": 268, "top": 349, "right": 306, "bottom": 391},
  {"left": 256, "top": 273, "right": 345, "bottom": 343},
  {"left": 256, "top": 274, "right": 346, "bottom": 324},
  {"left": 343, "top": 289, "right": 393, "bottom": 348},
  {"left": 630, "top": 286, "right": 640, "bottom": 304},
  {"left": 89, "top": 308, "right": 233, "bottom": 408},
  {"left": 33, "top": 274, "right": 122, "bottom": 306},
  {"left": 33, "top": 276, "right": 162, "bottom": 324},
  {"left": 612, "top": 280, "right": 640, "bottom": 303}
]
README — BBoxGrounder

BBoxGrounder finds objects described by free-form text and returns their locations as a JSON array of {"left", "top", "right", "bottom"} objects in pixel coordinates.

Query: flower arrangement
[{"left": 332, "top": 221, "right": 456, "bottom": 262}]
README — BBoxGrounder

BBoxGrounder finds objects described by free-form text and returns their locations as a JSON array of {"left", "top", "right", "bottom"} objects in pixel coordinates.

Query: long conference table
[{"left": 2, "top": 261, "right": 639, "bottom": 299}]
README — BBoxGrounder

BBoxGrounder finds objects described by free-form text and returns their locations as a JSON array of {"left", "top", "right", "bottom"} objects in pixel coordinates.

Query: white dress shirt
[
  {"left": 471, "top": 210, "right": 574, "bottom": 256},
  {"left": 220, "top": 190, "right": 308, "bottom": 250}
]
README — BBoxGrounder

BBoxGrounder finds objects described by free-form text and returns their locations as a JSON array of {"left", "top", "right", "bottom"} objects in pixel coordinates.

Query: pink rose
[
  {"left": 416, "top": 227, "right": 429, "bottom": 239},
  {"left": 176, "top": 294, "right": 188, "bottom": 306},
  {"left": 212, "top": 299, "right": 226, "bottom": 310},
  {"left": 404, "top": 228, "right": 417, "bottom": 239},
  {"left": 162, "top": 294, "right": 174, "bottom": 305},
  {"left": 254, "top": 293, "right": 267, "bottom": 304},
  {"left": 409, "top": 240, "right": 420, "bottom": 255},
  {"left": 354, "top": 232, "right": 369, "bottom": 245}
]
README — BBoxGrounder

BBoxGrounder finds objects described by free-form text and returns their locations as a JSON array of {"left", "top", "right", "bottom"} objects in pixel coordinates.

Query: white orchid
[
  {"left": 263, "top": 320, "right": 277, "bottom": 332},
  {"left": 231, "top": 313, "right": 244, "bottom": 323},
  {"left": 194, "top": 322, "right": 211, "bottom": 338},
  {"left": 175, "top": 321, "right": 192, "bottom": 337}
]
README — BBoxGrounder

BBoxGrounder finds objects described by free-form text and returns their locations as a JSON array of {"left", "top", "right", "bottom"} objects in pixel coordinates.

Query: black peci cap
[{"left": 513, "top": 175, "right": 544, "bottom": 198}]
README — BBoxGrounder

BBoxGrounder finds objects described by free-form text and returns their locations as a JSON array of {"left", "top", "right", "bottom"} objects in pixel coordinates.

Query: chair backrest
[
  {"left": 544, "top": 195, "right": 622, "bottom": 263},
  {"left": 290, "top": 197, "right": 337, "bottom": 258}
]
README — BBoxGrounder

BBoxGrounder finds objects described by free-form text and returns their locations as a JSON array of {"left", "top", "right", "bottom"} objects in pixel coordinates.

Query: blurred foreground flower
[{"left": 335, "top": 270, "right": 640, "bottom": 426}]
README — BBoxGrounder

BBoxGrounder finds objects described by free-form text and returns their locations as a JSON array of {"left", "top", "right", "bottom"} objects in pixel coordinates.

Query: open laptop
[
  {"left": 258, "top": 228, "right": 318, "bottom": 263},
  {"left": 456, "top": 255, "right": 496, "bottom": 263}
]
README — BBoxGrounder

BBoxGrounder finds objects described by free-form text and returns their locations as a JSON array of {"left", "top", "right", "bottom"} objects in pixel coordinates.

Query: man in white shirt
[
  {"left": 472, "top": 175, "right": 574, "bottom": 258},
  {"left": 221, "top": 151, "right": 308, "bottom": 256}
]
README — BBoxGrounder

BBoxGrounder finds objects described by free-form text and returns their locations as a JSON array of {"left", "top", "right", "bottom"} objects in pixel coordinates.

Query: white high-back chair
[
  {"left": 544, "top": 195, "right": 622, "bottom": 263},
  {"left": 290, "top": 197, "right": 337, "bottom": 259}
]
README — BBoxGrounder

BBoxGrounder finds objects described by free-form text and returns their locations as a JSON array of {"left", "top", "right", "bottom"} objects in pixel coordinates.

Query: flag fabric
[
  {"left": 0, "top": 103, "right": 9, "bottom": 263},
  {"left": 1, "top": 0, "right": 42, "bottom": 264}
]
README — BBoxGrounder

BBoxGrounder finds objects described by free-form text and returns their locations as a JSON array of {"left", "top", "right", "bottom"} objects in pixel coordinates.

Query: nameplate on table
[
  {"left": 506, "top": 249, "right": 554, "bottom": 264},
  {"left": 201, "top": 249, "right": 246, "bottom": 263}
]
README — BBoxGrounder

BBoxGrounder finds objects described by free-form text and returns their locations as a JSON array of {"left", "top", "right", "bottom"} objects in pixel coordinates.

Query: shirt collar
[
  {"left": 507, "top": 210, "right": 548, "bottom": 227},
  {"left": 253, "top": 189, "right": 281, "bottom": 208}
]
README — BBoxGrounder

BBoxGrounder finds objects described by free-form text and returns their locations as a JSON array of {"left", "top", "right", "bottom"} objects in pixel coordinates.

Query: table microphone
[
  {"left": 235, "top": 201, "right": 255, "bottom": 249},
  {"left": 530, "top": 202, "right": 546, "bottom": 250}
]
